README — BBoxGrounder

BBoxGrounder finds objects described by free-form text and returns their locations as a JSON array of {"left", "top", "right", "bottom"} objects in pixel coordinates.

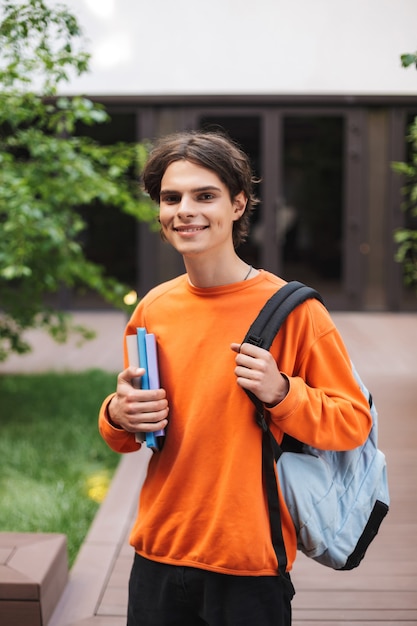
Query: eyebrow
[{"left": 160, "top": 185, "right": 222, "bottom": 196}]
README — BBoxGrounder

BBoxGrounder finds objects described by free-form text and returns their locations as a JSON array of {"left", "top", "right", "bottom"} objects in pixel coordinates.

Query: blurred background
[{"left": 49, "top": 0, "right": 417, "bottom": 312}]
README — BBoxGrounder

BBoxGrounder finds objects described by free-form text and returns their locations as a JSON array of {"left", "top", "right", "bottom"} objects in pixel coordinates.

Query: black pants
[{"left": 127, "top": 554, "right": 293, "bottom": 626}]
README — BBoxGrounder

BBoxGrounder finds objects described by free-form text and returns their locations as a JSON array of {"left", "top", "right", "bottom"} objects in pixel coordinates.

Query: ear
[{"left": 232, "top": 191, "right": 247, "bottom": 220}]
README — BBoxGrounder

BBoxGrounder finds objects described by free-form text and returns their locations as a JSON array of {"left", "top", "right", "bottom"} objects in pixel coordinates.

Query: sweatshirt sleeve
[
  {"left": 267, "top": 300, "right": 372, "bottom": 451},
  {"left": 98, "top": 393, "right": 141, "bottom": 454},
  {"left": 98, "top": 301, "right": 147, "bottom": 454}
]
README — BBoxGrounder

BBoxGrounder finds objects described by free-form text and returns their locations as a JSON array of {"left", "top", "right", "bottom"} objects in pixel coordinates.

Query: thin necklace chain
[
  {"left": 187, "top": 265, "right": 253, "bottom": 286},
  {"left": 243, "top": 265, "right": 253, "bottom": 281}
]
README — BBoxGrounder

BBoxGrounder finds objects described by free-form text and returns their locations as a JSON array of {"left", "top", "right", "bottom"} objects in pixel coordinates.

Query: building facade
[{"left": 57, "top": 0, "right": 417, "bottom": 310}]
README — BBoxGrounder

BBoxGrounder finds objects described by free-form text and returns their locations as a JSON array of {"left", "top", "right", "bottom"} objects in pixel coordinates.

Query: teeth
[{"left": 177, "top": 227, "right": 205, "bottom": 232}]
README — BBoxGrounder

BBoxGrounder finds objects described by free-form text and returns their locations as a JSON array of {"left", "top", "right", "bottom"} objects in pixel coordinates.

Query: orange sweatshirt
[{"left": 99, "top": 270, "right": 372, "bottom": 576}]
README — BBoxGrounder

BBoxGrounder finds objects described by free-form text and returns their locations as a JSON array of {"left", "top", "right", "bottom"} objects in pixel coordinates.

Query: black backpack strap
[
  {"left": 262, "top": 428, "right": 290, "bottom": 581},
  {"left": 242, "top": 281, "right": 323, "bottom": 586},
  {"left": 243, "top": 281, "right": 323, "bottom": 350},
  {"left": 242, "top": 282, "right": 323, "bottom": 432}
]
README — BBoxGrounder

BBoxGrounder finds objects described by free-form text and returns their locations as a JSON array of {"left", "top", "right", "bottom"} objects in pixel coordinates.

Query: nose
[{"left": 176, "top": 195, "right": 195, "bottom": 217}]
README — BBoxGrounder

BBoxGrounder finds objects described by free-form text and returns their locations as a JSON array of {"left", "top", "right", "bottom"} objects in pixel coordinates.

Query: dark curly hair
[{"left": 142, "top": 130, "right": 259, "bottom": 248}]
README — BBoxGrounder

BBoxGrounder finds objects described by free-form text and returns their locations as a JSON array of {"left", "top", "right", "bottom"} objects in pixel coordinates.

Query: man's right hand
[{"left": 107, "top": 367, "right": 169, "bottom": 434}]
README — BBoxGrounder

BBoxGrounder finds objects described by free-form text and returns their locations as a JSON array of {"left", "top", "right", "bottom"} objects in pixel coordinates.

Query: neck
[{"left": 184, "top": 255, "right": 255, "bottom": 288}]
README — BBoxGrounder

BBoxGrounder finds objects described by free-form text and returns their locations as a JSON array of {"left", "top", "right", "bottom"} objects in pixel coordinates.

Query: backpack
[{"left": 242, "top": 281, "right": 390, "bottom": 573}]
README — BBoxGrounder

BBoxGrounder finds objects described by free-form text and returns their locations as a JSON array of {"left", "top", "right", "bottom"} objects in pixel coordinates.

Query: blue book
[
  {"left": 137, "top": 328, "right": 149, "bottom": 390},
  {"left": 137, "top": 328, "right": 165, "bottom": 451}
]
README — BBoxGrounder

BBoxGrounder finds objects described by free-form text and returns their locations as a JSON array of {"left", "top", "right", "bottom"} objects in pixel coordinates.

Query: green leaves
[
  {"left": 392, "top": 58, "right": 417, "bottom": 292},
  {"left": 400, "top": 53, "right": 417, "bottom": 69},
  {"left": 0, "top": 0, "right": 89, "bottom": 94},
  {"left": 394, "top": 229, "right": 417, "bottom": 287},
  {"left": 0, "top": 1, "right": 158, "bottom": 361}
]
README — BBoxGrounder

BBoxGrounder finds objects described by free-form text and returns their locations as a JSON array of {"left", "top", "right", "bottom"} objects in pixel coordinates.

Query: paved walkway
[
  {"left": 0, "top": 311, "right": 127, "bottom": 375},
  {"left": 2, "top": 311, "right": 416, "bottom": 625}
]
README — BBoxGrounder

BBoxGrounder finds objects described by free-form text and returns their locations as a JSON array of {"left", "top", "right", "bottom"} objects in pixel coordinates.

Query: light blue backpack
[{"left": 243, "top": 281, "right": 390, "bottom": 572}]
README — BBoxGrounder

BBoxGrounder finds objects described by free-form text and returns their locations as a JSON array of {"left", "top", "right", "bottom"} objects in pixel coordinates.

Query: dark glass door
[
  {"left": 191, "top": 109, "right": 364, "bottom": 309},
  {"left": 280, "top": 116, "right": 345, "bottom": 295}
]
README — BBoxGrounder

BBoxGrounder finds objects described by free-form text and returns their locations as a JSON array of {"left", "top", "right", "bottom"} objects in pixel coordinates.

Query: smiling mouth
[{"left": 174, "top": 226, "right": 208, "bottom": 233}]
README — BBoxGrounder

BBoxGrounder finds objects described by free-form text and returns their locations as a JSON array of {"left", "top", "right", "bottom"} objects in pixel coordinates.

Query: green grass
[{"left": 0, "top": 369, "right": 120, "bottom": 567}]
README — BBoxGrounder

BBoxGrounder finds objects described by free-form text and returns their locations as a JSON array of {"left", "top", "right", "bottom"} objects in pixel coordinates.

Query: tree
[
  {"left": 0, "top": 0, "right": 157, "bottom": 361},
  {"left": 391, "top": 52, "right": 417, "bottom": 291}
]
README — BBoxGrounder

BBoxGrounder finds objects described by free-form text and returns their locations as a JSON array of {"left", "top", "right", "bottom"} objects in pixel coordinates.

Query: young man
[{"left": 98, "top": 131, "right": 372, "bottom": 626}]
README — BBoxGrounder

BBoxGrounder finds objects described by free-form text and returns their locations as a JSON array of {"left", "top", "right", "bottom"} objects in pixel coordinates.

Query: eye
[
  {"left": 160, "top": 193, "right": 180, "bottom": 204},
  {"left": 198, "top": 192, "right": 215, "bottom": 201}
]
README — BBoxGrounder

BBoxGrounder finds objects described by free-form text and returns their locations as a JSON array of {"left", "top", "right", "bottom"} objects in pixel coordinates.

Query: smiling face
[{"left": 159, "top": 160, "right": 247, "bottom": 261}]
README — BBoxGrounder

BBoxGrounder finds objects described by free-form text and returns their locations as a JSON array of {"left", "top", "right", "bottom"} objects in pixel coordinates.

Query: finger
[
  {"left": 238, "top": 342, "right": 263, "bottom": 357},
  {"left": 235, "top": 351, "right": 263, "bottom": 371},
  {"left": 125, "top": 415, "right": 169, "bottom": 434},
  {"left": 119, "top": 366, "right": 145, "bottom": 384},
  {"left": 234, "top": 364, "right": 262, "bottom": 381},
  {"left": 230, "top": 343, "right": 242, "bottom": 354},
  {"left": 117, "top": 367, "right": 145, "bottom": 391},
  {"left": 234, "top": 374, "right": 259, "bottom": 394},
  {"left": 136, "top": 409, "right": 169, "bottom": 426},
  {"left": 131, "top": 396, "right": 168, "bottom": 414}
]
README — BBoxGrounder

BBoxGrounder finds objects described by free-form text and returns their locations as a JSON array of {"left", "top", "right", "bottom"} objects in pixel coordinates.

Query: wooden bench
[{"left": 0, "top": 532, "right": 68, "bottom": 626}]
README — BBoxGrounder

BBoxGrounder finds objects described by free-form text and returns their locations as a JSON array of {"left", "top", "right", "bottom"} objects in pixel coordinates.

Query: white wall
[{"left": 52, "top": 0, "right": 417, "bottom": 96}]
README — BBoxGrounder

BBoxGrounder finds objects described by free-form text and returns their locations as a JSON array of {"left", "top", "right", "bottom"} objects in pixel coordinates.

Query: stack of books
[{"left": 126, "top": 328, "right": 165, "bottom": 452}]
